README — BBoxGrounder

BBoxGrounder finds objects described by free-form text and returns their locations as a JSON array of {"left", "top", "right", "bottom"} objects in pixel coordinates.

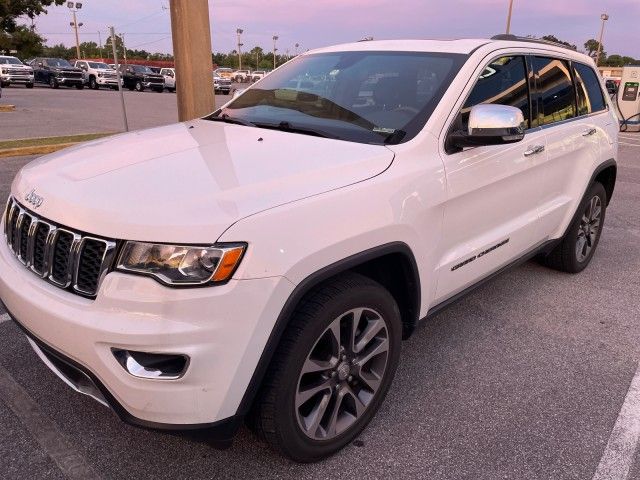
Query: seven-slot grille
[{"left": 3, "top": 197, "right": 116, "bottom": 297}]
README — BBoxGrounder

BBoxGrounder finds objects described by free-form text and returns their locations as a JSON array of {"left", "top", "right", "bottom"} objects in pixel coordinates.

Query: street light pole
[
  {"left": 272, "top": 35, "right": 279, "bottom": 70},
  {"left": 109, "top": 26, "right": 129, "bottom": 132},
  {"left": 67, "top": 2, "right": 83, "bottom": 59},
  {"left": 505, "top": 0, "right": 514, "bottom": 35},
  {"left": 236, "top": 28, "right": 243, "bottom": 70},
  {"left": 595, "top": 13, "right": 609, "bottom": 67}
]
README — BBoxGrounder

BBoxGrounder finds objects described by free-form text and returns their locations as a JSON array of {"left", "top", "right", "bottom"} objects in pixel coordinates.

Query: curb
[
  {"left": 0, "top": 105, "right": 16, "bottom": 112},
  {"left": 0, "top": 143, "right": 78, "bottom": 159}
]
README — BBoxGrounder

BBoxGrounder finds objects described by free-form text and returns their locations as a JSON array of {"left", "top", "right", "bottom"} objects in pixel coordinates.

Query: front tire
[
  {"left": 89, "top": 77, "right": 98, "bottom": 90},
  {"left": 49, "top": 77, "right": 59, "bottom": 89},
  {"left": 135, "top": 81, "right": 144, "bottom": 92},
  {"left": 249, "top": 273, "right": 402, "bottom": 462},
  {"left": 542, "top": 181, "right": 607, "bottom": 273}
]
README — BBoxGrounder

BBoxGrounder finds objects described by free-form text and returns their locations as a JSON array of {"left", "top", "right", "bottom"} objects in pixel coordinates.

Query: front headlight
[{"left": 116, "top": 242, "right": 246, "bottom": 286}]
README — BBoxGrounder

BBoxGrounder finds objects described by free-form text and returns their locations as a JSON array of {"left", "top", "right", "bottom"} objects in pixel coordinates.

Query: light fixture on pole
[
  {"left": 294, "top": 43, "right": 300, "bottom": 56},
  {"left": 272, "top": 35, "right": 279, "bottom": 69},
  {"left": 236, "top": 28, "right": 244, "bottom": 70},
  {"left": 67, "top": 2, "right": 83, "bottom": 59},
  {"left": 595, "top": 13, "right": 609, "bottom": 67},
  {"left": 505, "top": 0, "right": 514, "bottom": 35}
]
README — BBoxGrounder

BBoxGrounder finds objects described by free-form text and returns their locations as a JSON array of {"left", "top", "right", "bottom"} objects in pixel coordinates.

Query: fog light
[{"left": 112, "top": 349, "right": 189, "bottom": 380}]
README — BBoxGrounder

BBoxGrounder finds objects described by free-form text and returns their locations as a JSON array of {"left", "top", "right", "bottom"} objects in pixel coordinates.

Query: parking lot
[
  {"left": 1, "top": 85, "right": 243, "bottom": 140},
  {"left": 0, "top": 135, "right": 637, "bottom": 478}
]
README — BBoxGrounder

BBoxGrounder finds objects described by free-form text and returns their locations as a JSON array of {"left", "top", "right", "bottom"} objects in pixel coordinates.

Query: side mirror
[{"left": 450, "top": 104, "right": 525, "bottom": 149}]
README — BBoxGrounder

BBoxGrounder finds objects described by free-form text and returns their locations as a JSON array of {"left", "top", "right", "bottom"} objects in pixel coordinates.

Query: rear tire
[
  {"left": 248, "top": 272, "right": 402, "bottom": 462},
  {"left": 542, "top": 181, "right": 607, "bottom": 273}
]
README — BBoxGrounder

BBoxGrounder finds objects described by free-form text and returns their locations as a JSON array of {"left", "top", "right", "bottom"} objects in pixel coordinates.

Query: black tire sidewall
[{"left": 273, "top": 281, "right": 402, "bottom": 462}]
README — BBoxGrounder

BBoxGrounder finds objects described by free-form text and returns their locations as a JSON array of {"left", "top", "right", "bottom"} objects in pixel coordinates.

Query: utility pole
[
  {"left": 67, "top": 2, "right": 83, "bottom": 59},
  {"left": 236, "top": 28, "right": 243, "bottom": 70},
  {"left": 170, "top": 0, "right": 215, "bottom": 121},
  {"left": 595, "top": 13, "right": 609, "bottom": 67},
  {"left": 110, "top": 26, "right": 129, "bottom": 132},
  {"left": 505, "top": 0, "right": 514, "bottom": 34},
  {"left": 272, "top": 35, "right": 279, "bottom": 70},
  {"left": 98, "top": 31, "right": 103, "bottom": 59}
]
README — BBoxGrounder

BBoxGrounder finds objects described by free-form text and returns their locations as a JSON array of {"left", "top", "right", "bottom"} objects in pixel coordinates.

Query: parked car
[
  {"left": 74, "top": 60, "right": 119, "bottom": 90},
  {"left": 30, "top": 57, "right": 84, "bottom": 89},
  {"left": 0, "top": 37, "right": 618, "bottom": 463},
  {"left": 214, "top": 73, "right": 231, "bottom": 95},
  {"left": 118, "top": 64, "right": 164, "bottom": 92},
  {"left": 160, "top": 67, "right": 176, "bottom": 92},
  {"left": 251, "top": 70, "right": 267, "bottom": 82},
  {"left": 214, "top": 67, "right": 234, "bottom": 81},
  {"left": 0, "top": 55, "right": 34, "bottom": 88},
  {"left": 233, "top": 69, "right": 251, "bottom": 83}
]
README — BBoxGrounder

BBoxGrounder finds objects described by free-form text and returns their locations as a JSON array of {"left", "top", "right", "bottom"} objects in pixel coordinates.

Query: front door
[{"left": 435, "top": 54, "right": 546, "bottom": 303}]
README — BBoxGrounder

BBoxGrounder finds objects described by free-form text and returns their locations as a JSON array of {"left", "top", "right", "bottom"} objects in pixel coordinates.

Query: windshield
[
  {"left": 132, "top": 65, "right": 154, "bottom": 74},
  {"left": 214, "top": 51, "right": 466, "bottom": 144},
  {"left": 0, "top": 57, "right": 23, "bottom": 65},
  {"left": 88, "top": 62, "right": 110, "bottom": 69},
  {"left": 45, "top": 58, "right": 72, "bottom": 68}
]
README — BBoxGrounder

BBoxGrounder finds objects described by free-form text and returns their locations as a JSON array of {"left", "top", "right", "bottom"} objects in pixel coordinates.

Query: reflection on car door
[{"left": 435, "top": 55, "right": 546, "bottom": 303}]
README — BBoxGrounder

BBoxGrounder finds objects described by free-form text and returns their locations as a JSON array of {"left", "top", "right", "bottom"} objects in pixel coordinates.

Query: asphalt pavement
[
  {"left": 0, "top": 136, "right": 639, "bottom": 479},
  {"left": 0, "top": 85, "right": 242, "bottom": 140}
]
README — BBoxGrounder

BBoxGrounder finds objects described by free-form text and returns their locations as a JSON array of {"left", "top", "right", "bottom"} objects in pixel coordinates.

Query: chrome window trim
[{"left": 72, "top": 236, "right": 117, "bottom": 295}]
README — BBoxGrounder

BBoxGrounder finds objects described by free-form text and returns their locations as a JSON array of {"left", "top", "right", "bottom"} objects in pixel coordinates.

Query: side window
[
  {"left": 573, "top": 63, "right": 607, "bottom": 115},
  {"left": 461, "top": 56, "right": 530, "bottom": 129},
  {"left": 533, "top": 57, "right": 576, "bottom": 125}
]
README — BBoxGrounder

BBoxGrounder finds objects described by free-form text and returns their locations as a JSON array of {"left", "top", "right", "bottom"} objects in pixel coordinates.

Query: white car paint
[
  {"left": 0, "top": 55, "right": 34, "bottom": 86},
  {"left": 160, "top": 68, "right": 176, "bottom": 91},
  {"left": 0, "top": 38, "right": 617, "bottom": 433}
]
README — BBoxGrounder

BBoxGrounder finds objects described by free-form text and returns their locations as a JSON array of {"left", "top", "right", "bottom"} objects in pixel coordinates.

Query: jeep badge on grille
[{"left": 25, "top": 189, "right": 44, "bottom": 209}]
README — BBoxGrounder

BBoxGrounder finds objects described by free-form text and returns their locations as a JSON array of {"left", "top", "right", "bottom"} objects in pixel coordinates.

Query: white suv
[
  {"left": 74, "top": 60, "right": 119, "bottom": 90},
  {"left": 0, "top": 37, "right": 618, "bottom": 462},
  {"left": 160, "top": 68, "right": 176, "bottom": 92}
]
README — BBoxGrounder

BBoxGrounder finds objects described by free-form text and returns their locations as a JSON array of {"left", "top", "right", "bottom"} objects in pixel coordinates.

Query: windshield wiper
[
  {"left": 254, "top": 121, "right": 340, "bottom": 140},
  {"left": 206, "top": 113, "right": 256, "bottom": 128}
]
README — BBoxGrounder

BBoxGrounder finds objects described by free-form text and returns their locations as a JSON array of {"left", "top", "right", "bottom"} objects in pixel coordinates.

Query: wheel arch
[
  {"left": 593, "top": 160, "right": 617, "bottom": 206},
  {"left": 236, "top": 241, "right": 421, "bottom": 417}
]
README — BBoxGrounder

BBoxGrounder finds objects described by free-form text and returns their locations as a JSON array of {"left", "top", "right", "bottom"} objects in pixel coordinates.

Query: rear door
[
  {"left": 436, "top": 54, "right": 546, "bottom": 302},
  {"left": 529, "top": 57, "right": 606, "bottom": 240}
]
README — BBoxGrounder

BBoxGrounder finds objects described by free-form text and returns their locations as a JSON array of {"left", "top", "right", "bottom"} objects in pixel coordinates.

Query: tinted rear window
[{"left": 573, "top": 63, "right": 607, "bottom": 115}]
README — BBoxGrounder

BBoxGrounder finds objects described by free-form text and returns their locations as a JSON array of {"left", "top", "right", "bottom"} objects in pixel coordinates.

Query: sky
[{"left": 27, "top": 0, "right": 640, "bottom": 58}]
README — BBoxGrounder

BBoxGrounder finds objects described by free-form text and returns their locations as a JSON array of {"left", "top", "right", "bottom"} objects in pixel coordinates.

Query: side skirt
[{"left": 424, "top": 239, "right": 558, "bottom": 320}]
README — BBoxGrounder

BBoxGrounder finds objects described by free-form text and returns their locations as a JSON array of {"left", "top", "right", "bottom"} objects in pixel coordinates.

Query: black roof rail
[{"left": 490, "top": 34, "right": 575, "bottom": 51}]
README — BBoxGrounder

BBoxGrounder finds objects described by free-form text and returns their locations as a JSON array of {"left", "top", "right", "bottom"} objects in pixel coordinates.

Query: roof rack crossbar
[{"left": 491, "top": 34, "right": 575, "bottom": 51}]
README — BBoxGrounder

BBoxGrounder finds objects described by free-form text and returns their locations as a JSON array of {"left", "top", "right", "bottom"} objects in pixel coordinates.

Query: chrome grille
[{"left": 3, "top": 197, "right": 117, "bottom": 298}]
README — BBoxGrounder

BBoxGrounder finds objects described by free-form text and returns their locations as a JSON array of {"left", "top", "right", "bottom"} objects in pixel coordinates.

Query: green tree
[
  {"left": 42, "top": 43, "right": 73, "bottom": 59},
  {"left": 0, "top": 25, "right": 46, "bottom": 58},
  {"left": 0, "top": 0, "right": 65, "bottom": 32}
]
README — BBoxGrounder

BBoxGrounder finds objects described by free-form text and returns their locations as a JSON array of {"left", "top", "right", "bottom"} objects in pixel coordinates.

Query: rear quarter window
[{"left": 573, "top": 63, "right": 607, "bottom": 115}]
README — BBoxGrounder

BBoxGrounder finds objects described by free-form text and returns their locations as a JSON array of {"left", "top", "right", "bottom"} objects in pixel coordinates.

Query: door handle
[
  {"left": 523, "top": 145, "right": 545, "bottom": 157},
  {"left": 582, "top": 128, "right": 597, "bottom": 136}
]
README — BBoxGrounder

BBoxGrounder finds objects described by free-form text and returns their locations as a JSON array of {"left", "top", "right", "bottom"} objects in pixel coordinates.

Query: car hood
[{"left": 12, "top": 120, "right": 394, "bottom": 243}]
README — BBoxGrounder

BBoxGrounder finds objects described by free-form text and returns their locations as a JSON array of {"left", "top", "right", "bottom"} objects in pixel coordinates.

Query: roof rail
[{"left": 491, "top": 34, "right": 575, "bottom": 51}]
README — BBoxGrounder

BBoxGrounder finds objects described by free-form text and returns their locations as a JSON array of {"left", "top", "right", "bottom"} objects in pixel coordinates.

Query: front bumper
[
  {"left": 144, "top": 82, "right": 164, "bottom": 89},
  {"left": 97, "top": 77, "right": 118, "bottom": 86},
  {"left": 215, "top": 85, "right": 232, "bottom": 92},
  {"left": 0, "top": 232, "right": 295, "bottom": 431},
  {"left": 57, "top": 77, "right": 83, "bottom": 86},
  {"left": 1, "top": 74, "right": 34, "bottom": 84}
]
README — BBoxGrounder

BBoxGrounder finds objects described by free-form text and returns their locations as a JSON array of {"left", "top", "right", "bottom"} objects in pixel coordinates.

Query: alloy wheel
[
  {"left": 295, "top": 307, "right": 389, "bottom": 441},
  {"left": 576, "top": 195, "right": 602, "bottom": 262}
]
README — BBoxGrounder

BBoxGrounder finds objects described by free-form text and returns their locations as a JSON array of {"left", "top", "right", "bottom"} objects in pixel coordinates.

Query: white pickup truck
[
  {"left": 74, "top": 60, "right": 119, "bottom": 90},
  {"left": 160, "top": 68, "right": 176, "bottom": 92}
]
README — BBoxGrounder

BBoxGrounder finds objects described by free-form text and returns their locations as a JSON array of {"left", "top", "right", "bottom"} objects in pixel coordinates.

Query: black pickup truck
[
  {"left": 30, "top": 57, "right": 84, "bottom": 89},
  {"left": 119, "top": 64, "right": 165, "bottom": 92}
]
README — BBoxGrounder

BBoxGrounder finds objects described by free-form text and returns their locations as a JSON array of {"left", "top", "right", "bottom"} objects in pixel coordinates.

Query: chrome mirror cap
[{"left": 468, "top": 103, "right": 526, "bottom": 141}]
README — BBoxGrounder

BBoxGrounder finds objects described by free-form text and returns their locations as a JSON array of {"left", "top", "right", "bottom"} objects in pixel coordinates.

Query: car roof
[{"left": 308, "top": 38, "right": 594, "bottom": 63}]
